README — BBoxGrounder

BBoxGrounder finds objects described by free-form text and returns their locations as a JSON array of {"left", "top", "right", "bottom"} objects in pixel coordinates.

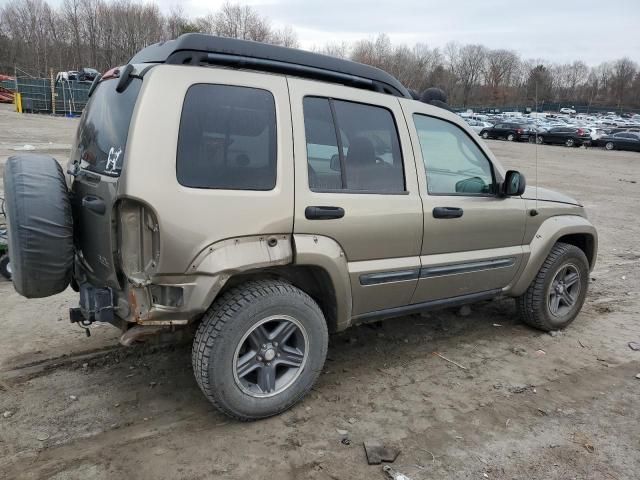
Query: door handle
[
  {"left": 433, "top": 207, "right": 463, "bottom": 219},
  {"left": 82, "top": 195, "right": 106, "bottom": 215},
  {"left": 305, "top": 206, "right": 345, "bottom": 220}
]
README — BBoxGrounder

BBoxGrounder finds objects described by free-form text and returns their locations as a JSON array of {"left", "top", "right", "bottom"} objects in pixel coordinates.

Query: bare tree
[
  {"left": 0, "top": 0, "right": 639, "bottom": 110},
  {"left": 484, "top": 49, "right": 519, "bottom": 103},
  {"left": 610, "top": 58, "right": 637, "bottom": 108},
  {"left": 455, "top": 44, "right": 487, "bottom": 106}
]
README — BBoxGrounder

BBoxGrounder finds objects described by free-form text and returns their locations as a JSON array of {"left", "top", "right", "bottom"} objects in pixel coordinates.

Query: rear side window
[
  {"left": 303, "top": 97, "right": 405, "bottom": 193},
  {"left": 177, "top": 84, "right": 277, "bottom": 190},
  {"left": 74, "top": 78, "right": 142, "bottom": 176}
]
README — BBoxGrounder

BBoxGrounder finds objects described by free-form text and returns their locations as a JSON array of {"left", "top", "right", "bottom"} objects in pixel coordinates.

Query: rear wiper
[{"left": 66, "top": 161, "right": 101, "bottom": 182}]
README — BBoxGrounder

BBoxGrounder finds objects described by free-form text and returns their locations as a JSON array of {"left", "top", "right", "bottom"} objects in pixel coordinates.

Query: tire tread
[
  {"left": 192, "top": 279, "right": 326, "bottom": 421},
  {"left": 516, "top": 242, "right": 588, "bottom": 331}
]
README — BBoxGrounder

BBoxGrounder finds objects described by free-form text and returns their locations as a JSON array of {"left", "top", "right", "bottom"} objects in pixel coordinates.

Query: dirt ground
[{"left": 0, "top": 103, "right": 639, "bottom": 480}]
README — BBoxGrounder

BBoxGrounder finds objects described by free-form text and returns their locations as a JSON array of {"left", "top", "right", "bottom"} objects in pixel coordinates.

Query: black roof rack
[{"left": 129, "top": 33, "right": 411, "bottom": 99}]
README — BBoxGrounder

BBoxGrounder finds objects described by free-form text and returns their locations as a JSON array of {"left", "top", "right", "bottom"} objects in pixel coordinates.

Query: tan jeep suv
[{"left": 3, "top": 34, "right": 597, "bottom": 420}]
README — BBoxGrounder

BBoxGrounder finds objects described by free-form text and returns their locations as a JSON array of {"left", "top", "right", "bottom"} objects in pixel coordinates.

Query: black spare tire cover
[{"left": 3, "top": 155, "right": 73, "bottom": 298}]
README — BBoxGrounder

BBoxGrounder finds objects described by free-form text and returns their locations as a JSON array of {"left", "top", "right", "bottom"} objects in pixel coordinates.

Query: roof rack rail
[{"left": 129, "top": 34, "right": 411, "bottom": 99}]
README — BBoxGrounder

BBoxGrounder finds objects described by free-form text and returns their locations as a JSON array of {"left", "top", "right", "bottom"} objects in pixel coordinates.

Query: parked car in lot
[
  {"left": 595, "top": 132, "right": 640, "bottom": 151},
  {"left": 2, "top": 34, "right": 598, "bottom": 420},
  {"left": 535, "top": 127, "right": 592, "bottom": 147},
  {"left": 78, "top": 68, "right": 100, "bottom": 82},
  {"left": 55, "top": 70, "right": 80, "bottom": 82},
  {"left": 585, "top": 127, "right": 607, "bottom": 141},
  {"left": 560, "top": 107, "right": 576, "bottom": 114},
  {"left": 480, "top": 122, "right": 532, "bottom": 142},
  {"left": 465, "top": 119, "right": 493, "bottom": 135}
]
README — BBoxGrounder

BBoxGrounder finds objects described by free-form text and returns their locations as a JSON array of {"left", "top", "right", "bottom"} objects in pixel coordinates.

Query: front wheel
[
  {"left": 481, "top": 131, "right": 490, "bottom": 139},
  {"left": 192, "top": 279, "right": 328, "bottom": 420},
  {"left": 565, "top": 138, "right": 575, "bottom": 147},
  {"left": 516, "top": 242, "right": 589, "bottom": 331},
  {"left": 507, "top": 133, "right": 515, "bottom": 141},
  {"left": 605, "top": 141, "right": 614, "bottom": 151},
  {"left": 536, "top": 136, "right": 545, "bottom": 145}
]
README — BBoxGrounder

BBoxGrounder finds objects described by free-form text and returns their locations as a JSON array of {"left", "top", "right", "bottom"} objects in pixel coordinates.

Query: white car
[
  {"left": 559, "top": 108, "right": 577, "bottom": 114},
  {"left": 466, "top": 119, "right": 492, "bottom": 134},
  {"left": 55, "top": 71, "right": 80, "bottom": 83}
]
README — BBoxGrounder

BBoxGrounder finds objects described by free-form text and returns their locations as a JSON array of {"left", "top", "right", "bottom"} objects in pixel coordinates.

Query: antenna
[{"left": 534, "top": 80, "right": 539, "bottom": 213}]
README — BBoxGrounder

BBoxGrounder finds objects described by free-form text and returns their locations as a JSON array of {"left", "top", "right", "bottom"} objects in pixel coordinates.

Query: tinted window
[
  {"left": 413, "top": 114, "right": 495, "bottom": 195},
  {"left": 177, "top": 84, "right": 277, "bottom": 190},
  {"left": 303, "top": 97, "right": 405, "bottom": 193},
  {"left": 74, "top": 78, "right": 142, "bottom": 176}
]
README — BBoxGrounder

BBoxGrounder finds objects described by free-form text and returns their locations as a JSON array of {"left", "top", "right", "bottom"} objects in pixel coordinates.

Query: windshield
[{"left": 73, "top": 77, "right": 142, "bottom": 176}]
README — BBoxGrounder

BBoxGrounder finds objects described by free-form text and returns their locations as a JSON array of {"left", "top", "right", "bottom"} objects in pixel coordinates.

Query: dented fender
[{"left": 126, "top": 235, "right": 293, "bottom": 325}]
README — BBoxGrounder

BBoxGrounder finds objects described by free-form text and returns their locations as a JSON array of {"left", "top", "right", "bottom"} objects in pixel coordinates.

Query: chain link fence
[{"left": 0, "top": 75, "right": 90, "bottom": 115}]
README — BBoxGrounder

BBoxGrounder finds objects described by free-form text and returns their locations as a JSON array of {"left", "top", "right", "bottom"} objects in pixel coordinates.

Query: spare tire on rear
[{"left": 3, "top": 155, "right": 74, "bottom": 298}]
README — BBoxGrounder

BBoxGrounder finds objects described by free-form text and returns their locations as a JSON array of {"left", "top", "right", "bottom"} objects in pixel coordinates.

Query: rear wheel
[
  {"left": 516, "top": 242, "right": 589, "bottom": 331},
  {"left": 507, "top": 133, "right": 515, "bottom": 141},
  {"left": 192, "top": 279, "right": 328, "bottom": 420},
  {"left": 605, "top": 141, "right": 614, "bottom": 151},
  {"left": 481, "top": 131, "right": 489, "bottom": 139},
  {"left": 536, "top": 136, "right": 544, "bottom": 145},
  {"left": 565, "top": 138, "right": 575, "bottom": 147}
]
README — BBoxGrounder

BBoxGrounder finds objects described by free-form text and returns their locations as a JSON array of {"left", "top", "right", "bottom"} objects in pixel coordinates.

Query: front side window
[
  {"left": 413, "top": 114, "right": 495, "bottom": 195},
  {"left": 303, "top": 97, "right": 405, "bottom": 193},
  {"left": 177, "top": 84, "right": 277, "bottom": 190}
]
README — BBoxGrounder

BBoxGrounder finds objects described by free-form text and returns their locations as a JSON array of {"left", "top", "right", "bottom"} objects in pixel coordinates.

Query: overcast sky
[{"left": 11, "top": 0, "right": 640, "bottom": 64}]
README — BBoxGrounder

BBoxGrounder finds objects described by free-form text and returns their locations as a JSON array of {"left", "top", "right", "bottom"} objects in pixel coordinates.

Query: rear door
[
  {"left": 69, "top": 76, "right": 143, "bottom": 288},
  {"left": 546, "top": 128, "right": 563, "bottom": 144},
  {"left": 289, "top": 79, "right": 423, "bottom": 315},
  {"left": 400, "top": 100, "right": 527, "bottom": 303},
  {"left": 492, "top": 123, "right": 506, "bottom": 138}
]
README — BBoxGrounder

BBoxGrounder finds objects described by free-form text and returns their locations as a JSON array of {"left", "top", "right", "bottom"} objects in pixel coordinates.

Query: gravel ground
[{"left": 0, "top": 103, "right": 639, "bottom": 480}]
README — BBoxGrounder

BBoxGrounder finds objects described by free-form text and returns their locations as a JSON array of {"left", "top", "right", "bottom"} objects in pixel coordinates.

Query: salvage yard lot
[{"left": 0, "top": 103, "right": 639, "bottom": 480}]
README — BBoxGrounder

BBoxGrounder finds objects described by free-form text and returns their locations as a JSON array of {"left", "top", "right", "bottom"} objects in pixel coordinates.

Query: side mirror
[
  {"left": 503, "top": 170, "right": 526, "bottom": 196},
  {"left": 329, "top": 154, "right": 341, "bottom": 172}
]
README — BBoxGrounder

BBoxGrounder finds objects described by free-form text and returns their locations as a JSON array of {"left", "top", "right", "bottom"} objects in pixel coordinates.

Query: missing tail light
[{"left": 117, "top": 199, "right": 160, "bottom": 282}]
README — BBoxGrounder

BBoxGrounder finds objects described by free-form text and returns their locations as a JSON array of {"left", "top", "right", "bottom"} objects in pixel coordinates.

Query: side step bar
[{"left": 352, "top": 289, "right": 502, "bottom": 324}]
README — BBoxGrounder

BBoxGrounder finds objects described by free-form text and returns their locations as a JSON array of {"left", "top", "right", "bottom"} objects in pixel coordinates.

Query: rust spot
[{"left": 128, "top": 290, "right": 140, "bottom": 323}]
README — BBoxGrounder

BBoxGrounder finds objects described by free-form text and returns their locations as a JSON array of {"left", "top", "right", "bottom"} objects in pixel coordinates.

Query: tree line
[{"left": 1, "top": 0, "right": 639, "bottom": 110}]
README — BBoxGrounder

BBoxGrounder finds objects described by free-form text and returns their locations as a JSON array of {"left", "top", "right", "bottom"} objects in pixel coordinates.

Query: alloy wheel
[
  {"left": 548, "top": 264, "right": 581, "bottom": 317},
  {"left": 233, "top": 315, "right": 309, "bottom": 398}
]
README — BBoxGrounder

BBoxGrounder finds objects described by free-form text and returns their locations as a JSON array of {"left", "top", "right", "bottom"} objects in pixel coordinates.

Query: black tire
[
  {"left": 481, "top": 131, "right": 489, "bottom": 139},
  {"left": 565, "top": 138, "right": 575, "bottom": 147},
  {"left": 507, "top": 133, "right": 515, "bottom": 141},
  {"left": 0, "top": 254, "right": 10, "bottom": 280},
  {"left": 3, "top": 155, "right": 73, "bottom": 298},
  {"left": 605, "top": 141, "right": 614, "bottom": 151},
  {"left": 516, "top": 242, "right": 589, "bottom": 331},
  {"left": 192, "top": 279, "right": 328, "bottom": 421}
]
